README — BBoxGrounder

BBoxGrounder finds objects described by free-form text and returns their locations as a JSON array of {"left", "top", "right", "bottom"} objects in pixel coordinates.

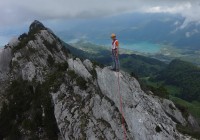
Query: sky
[{"left": 0, "top": 0, "right": 200, "bottom": 46}]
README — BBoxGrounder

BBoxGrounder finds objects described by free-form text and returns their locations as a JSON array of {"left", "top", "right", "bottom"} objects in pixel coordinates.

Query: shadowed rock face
[
  {"left": 0, "top": 20, "right": 199, "bottom": 140},
  {"left": 0, "top": 48, "right": 12, "bottom": 73},
  {"left": 0, "top": 47, "right": 12, "bottom": 95},
  {"left": 29, "top": 20, "right": 46, "bottom": 31}
]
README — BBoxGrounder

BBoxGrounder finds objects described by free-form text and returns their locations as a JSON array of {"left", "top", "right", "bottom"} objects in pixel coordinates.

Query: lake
[
  {"left": 68, "top": 39, "right": 165, "bottom": 54},
  {"left": 56, "top": 33, "right": 165, "bottom": 54},
  {"left": 121, "top": 42, "right": 163, "bottom": 54}
]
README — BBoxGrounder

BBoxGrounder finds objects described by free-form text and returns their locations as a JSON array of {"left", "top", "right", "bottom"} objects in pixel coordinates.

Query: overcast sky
[
  {"left": 0, "top": 0, "right": 200, "bottom": 27},
  {"left": 0, "top": 0, "right": 200, "bottom": 46}
]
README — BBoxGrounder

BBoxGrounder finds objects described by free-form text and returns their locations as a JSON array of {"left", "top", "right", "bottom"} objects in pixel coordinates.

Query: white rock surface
[
  {"left": 67, "top": 58, "right": 92, "bottom": 81},
  {"left": 40, "top": 30, "right": 55, "bottom": 44},
  {"left": 52, "top": 79, "right": 130, "bottom": 140},
  {"left": 22, "top": 62, "right": 36, "bottom": 82},
  {"left": 52, "top": 65, "right": 195, "bottom": 140},
  {"left": 83, "top": 59, "right": 94, "bottom": 71},
  {"left": 96, "top": 67, "right": 191, "bottom": 140},
  {"left": 156, "top": 98, "right": 187, "bottom": 126}
]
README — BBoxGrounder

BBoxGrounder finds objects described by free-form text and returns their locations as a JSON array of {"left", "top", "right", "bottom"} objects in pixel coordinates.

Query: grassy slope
[
  {"left": 156, "top": 59, "right": 200, "bottom": 102},
  {"left": 170, "top": 96, "right": 200, "bottom": 120}
]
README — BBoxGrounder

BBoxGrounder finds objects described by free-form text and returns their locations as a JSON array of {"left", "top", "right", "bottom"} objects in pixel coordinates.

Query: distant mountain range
[
  {"left": 1, "top": 12, "right": 200, "bottom": 51},
  {"left": 55, "top": 13, "right": 200, "bottom": 50}
]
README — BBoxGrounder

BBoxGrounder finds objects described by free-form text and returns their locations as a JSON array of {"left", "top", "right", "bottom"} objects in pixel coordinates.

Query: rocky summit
[{"left": 0, "top": 20, "right": 199, "bottom": 140}]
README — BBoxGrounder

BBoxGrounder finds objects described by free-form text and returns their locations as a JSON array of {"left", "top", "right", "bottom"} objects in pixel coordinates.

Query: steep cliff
[{"left": 0, "top": 20, "right": 198, "bottom": 140}]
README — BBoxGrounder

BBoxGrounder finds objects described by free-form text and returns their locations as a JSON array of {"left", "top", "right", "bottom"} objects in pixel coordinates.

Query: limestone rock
[
  {"left": 52, "top": 65, "right": 197, "bottom": 140},
  {"left": 157, "top": 98, "right": 187, "bottom": 126},
  {"left": 22, "top": 62, "right": 36, "bottom": 82},
  {"left": 0, "top": 20, "right": 199, "bottom": 140},
  {"left": 67, "top": 58, "right": 92, "bottom": 81},
  {"left": 96, "top": 67, "right": 192, "bottom": 140},
  {"left": 83, "top": 59, "right": 94, "bottom": 71}
]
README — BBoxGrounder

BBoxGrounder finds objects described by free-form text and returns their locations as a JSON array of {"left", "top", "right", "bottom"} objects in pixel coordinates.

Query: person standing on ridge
[{"left": 111, "top": 33, "right": 120, "bottom": 72}]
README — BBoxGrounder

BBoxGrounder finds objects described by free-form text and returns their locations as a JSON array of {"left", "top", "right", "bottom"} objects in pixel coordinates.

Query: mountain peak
[
  {"left": 0, "top": 21, "right": 199, "bottom": 139},
  {"left": 29, "top": 20, "right": 46, "bottom": 32}
]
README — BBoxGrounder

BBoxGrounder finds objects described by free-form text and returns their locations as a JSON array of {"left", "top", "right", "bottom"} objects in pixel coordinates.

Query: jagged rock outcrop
[
  {"left": 52, "top": 58, "right": 197, "bottom": 140},
  {"left": 0, "top": 47, "right": 12, "bottom": 101},
  {"left": 67, "top": 58, "right": 92, "bottom": 81},
  {"left": 96, "top": 68, "right": 179, "bottom": 140},
  {"left": 29, "top": 20, "right": 46, "bottom": 31},
  {"left": 155, "top": 98, "right": 187, "bottom": 126},
  {"left": 0, "top": 20, "right": 70, "bottom": 139},
  {"left": 0, "top": 20, "right": 199, "bottom": 140},
  {"left": 0, "top": 47, "right": 12, "bottom": 78}
]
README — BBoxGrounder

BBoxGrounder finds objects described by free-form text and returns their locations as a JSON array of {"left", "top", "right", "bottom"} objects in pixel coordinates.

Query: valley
[{"left": 68, "top": 39, "right": 200, "bottom": 66}]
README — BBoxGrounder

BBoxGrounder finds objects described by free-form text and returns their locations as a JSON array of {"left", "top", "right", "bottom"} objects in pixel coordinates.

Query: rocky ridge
[{"left": 0, "top": 20, "right": 199, "bottom": 140}]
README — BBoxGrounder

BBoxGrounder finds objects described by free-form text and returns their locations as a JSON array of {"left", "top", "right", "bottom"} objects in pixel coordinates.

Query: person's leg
[
  {"left": 115, "top": 56, "right": 119, "bottom": 70},
  {"left": 112, "top": 50, "right": 116, "bottom": 70}
]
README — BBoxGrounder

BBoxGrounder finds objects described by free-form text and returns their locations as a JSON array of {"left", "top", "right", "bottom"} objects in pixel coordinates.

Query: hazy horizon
[{"left": 1, "top": 0, "right": 200, "bottom": 46}]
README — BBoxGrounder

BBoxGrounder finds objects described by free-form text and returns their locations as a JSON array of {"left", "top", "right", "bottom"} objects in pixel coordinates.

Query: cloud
[
  {"left": 0, "top": 0, "right": 200, "bottom": 28},
  {"left": 143, "top": 2, "right": 192, "bottom": 13},
  {"left": 185, "top": 29, "right": 199, "bottom": 38},
  {"left": 142, "top": 1, "right": 200, "bottom": 28}
]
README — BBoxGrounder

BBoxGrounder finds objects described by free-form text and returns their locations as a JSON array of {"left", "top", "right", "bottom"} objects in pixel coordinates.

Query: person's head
[{"left": 111, "top": 33, "right": 116, "bottom": 40}]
